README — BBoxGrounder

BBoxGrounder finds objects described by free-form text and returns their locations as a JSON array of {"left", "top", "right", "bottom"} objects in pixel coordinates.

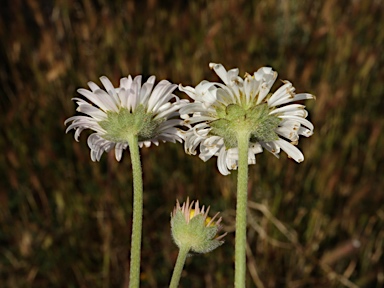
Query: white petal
[
  {"left": 77, "top": 88, "right": 110, "bottom": 112},
  {"left": 275, "top": 139, "right": 304, "bottom": 163},
  {"left": 127, "top": 83, "right": 139, "bottom": 111},
  {"left": 87, "top": 81, "right": 100, "bottom": 92},
  {"left": 269, "top": 104, "right": 307, "bottom": 116},
  {"left": 156, "top": 119, "right": 183, "bottom": 132},
  {"left": 130, "top": 77, "right": 143, "bottom": 110},
  {"left": 200, "top": 145, "right": 220, "bottom": 162},
  {"left": 227, "top": 68, "right": 240, "bottom": 84},
  {"left": 147, "top": 81, "right": 175, "bottom": 112},
  {"left": 244, "top": 74, "right": 258, "bottom": 105},
  {"left": 119, "top": 76, "right": 132, "bottom": 90},
  {"left": 199, "top": 136, "right": 223, "bottom": 161},
  {"left": 260, "top": 141, "right": 281, "bottom": 157},
  {"left": 255, "top": 67, "right": 277, "bottom": 104},
  {"left": 275, "top": 123, "right": 300, "bottom": 142},
  {"left": 249, "top": 142, "right": 263, "bottom": 155},
  {"left": 278, "top": 115, "right": 314, "bottom": 131},
  {"left": 76, "top": 103, "right": 107, "bottom": 121},
  {"left": 226, "top": 148, "right": 239, "bottom": 170},
  {"left": 209, "top": 63, "right": 231, "bottom": 85},
  {"left": 178, "top": 84, "right": 197, "bottom": 100},
  {"left": 154, "top": 103, "right": 180, "bottom": 120},
  {"left": 100, "top": 76, "right": 120, "bottom": 105},
  {"left": 298, "top": 126, "right": 314, "bottom": 137},
  {"left": 94, "top": 89, "right": 119, "bottom": 112},
  {"left": 214, "top": 83, "right": 238, "bottom": 104},
  {"left": 151, "top": 83, "right": 177, "bottom": 112},
  {"left": 184, "top": 115, "right": 217, "bottom": 125},
  {"left": 184, "top": 134, "right": 202, "bottom": 155},
  {"left": 217, "top": 146, "right": 230, "bottom": 175},
  {"left": 140, "top": 76, "right": 156, "bottom": 104},
  {"left": 180, "top": 103, "right": 212, "bottom": 115},
  {"left": 268, "top": 81, "right": 295, "bottom": 106},
  {"left": 115, "top": 146, "right": 123, "bottom": 161},
  {"left": 118, "top": 87, "right": 129, "bottom": 109},
  {"left": 143, "top": 141, "right": 151, "bottom": 148},
  {"left": 270, "top": 92, "right": 315, "bottom": 107}
]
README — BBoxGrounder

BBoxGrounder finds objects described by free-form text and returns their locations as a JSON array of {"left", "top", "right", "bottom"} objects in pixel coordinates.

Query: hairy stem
[
  {"left": 169, "top": 245, "right": 190, "bottom": 288},
  {"left": 127, "top": 135, "right": 143, "bottom": 288},
  {"left": 234, "top": 130, "right": 251, "bottom": 288}
]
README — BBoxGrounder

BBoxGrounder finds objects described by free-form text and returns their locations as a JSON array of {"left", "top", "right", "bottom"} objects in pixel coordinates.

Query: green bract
[
  {"left": 210, "top": 103, "right": 281, "bottom": 149},
  {"left": 99, "top": 105, "right": 164, "bottom": 143},
  {"left": 169, "top": 199, "right": 226, "bottom": 288},
  {"left": 171, "top": 210, "right": 224, "bottom": 254}
]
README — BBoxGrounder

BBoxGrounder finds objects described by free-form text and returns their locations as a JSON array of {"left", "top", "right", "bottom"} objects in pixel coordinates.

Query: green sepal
[
  {"left": 99, "top": 105, "right": 164, "bottom": 143},
  {"left": 171, "top": 211, "right": 224, "bottom": 254}
]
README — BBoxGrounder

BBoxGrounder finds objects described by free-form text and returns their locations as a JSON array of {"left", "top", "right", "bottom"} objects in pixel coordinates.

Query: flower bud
[{"left": 170, "top": 198, "right": 226, "bottom": 254}]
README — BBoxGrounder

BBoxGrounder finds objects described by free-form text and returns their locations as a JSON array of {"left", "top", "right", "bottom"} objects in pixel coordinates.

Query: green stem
[
  {"left": 127, "top": 135, "right": 143, "bottom": 288},
  {"left": 234, "top": 130, "right": 251, "bottom": 288},
  {"left": 169, "top": 246, "right": 190, "bottom": 288}
]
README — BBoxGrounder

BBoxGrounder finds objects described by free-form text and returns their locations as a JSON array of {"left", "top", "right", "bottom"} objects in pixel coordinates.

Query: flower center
[
  {"left": 209, "top": 103, "right": 281, "bottom": 148},
  {"left": 99, "top": 105, "right": 165, "bottom": 143}
]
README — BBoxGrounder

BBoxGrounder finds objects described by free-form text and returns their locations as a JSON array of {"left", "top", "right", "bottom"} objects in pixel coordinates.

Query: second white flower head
[{"left": 179, "top": 63, "right": 315, "bottom": 175}]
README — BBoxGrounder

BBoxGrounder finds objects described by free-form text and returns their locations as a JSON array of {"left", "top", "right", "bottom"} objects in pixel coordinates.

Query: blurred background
[{"left": 1, "top": 0, "right": 383, "bottom": 287}]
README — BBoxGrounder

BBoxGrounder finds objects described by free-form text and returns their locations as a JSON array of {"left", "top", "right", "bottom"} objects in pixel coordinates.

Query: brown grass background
[{"left": 1, "top": 0, "right": 383, "bottom": 287}]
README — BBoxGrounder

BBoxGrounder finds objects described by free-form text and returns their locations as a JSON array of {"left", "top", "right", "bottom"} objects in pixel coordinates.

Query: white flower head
[
  {"left": 65, "top": 75, "right": 189, "bottom": 161},
  {"left": 179, "top": 63, "right": 315, "bottom": 175}
]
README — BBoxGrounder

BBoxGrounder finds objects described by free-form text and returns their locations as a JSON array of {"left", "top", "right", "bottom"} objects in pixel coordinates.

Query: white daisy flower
[
  {"left": 179, "top": 63, "right": 315, "bottom": 175},
  {"left": 65, "top": 75, "right": 189, "bottom": 161}
]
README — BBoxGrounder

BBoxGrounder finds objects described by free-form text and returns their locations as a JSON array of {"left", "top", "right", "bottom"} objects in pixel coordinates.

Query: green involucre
[
  {"left": 171, "top": 210, "right": 223, "bottom": 254},
  {"left": 210, "top": 103, "right": 281, "bottom": 148},
  {"left": 99, "top": 105, "right": 165, "bottom": 143}
]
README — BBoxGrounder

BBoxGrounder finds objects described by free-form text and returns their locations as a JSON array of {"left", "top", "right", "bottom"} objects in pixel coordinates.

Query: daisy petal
[
  {"left": 275, "top": 139, "right": 304, "bottom": 163},
  {"left": 217, "top": 147, "right": 230, "bottom": 175}
]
